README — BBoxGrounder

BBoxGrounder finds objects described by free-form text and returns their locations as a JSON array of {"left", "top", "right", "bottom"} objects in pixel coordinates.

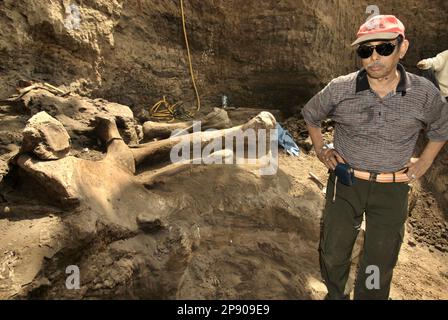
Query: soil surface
[
  {"left": 0, "top": 104, "right": 446, "bottom": 299},
  {"left": 0, "top": 0, "right": 447, "bottom": 300}
]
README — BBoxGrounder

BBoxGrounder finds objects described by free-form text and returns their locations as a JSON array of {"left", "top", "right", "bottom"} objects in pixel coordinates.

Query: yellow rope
[
  {"left": 149, "top": 0, "right": 201, "bottom": 122},
  {"left": 180, "top": 0, "right": 201, "bottom": 113},
  {"left": 149, "top": 96, "right": 192, "bottom": 122}
]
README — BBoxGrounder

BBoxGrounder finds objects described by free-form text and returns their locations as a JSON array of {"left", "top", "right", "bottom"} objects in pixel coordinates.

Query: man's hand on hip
[
  {"left": 406, "top": 141, "right": 447, "bottom": 182},
  {"left": 405, "top": 157, "right": 433, "bottom": 182},
  {"left": 317, "top": 147, "right": 345, "bottom": 170}
]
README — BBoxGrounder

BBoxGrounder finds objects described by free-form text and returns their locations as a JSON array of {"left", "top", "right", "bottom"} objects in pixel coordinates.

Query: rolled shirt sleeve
[
  {"left": 424, "top": 92, "right": 448, "bottom": 141},
  {"left": 301, "top": 80, "right": 336, "bottom": 128}
]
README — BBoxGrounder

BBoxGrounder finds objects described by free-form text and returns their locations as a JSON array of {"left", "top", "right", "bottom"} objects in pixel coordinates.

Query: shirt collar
[{"left": 355, "top": 63, "right": 410, "bottom": 95}]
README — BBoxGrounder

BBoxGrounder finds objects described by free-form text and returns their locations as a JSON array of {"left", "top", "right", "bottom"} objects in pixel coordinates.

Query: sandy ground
[
  {"left": 0, "top": 105, "right": 447, "bottom": 299},
  {"left": 277, "top": 152, "right": 448, "bottom": 300}
]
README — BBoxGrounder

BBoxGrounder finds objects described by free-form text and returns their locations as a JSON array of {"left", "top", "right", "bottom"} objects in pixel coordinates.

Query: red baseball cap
[{"left": 351, "top": 15, "right": 405, "bottom": 46}]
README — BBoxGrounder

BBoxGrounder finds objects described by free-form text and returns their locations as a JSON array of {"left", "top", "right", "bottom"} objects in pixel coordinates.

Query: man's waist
[
  {"left": 352, "top": 167, "right": 410, "bottom": 183},
  {"left": 334, "top": 147, "right": 412, "bottom": 176},
  {"left": 331, "top": 146, "right": 412, "bottom": 183}
]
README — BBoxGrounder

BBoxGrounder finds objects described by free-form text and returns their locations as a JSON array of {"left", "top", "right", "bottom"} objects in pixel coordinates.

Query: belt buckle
[{"left": 369, "top": 172, "right": 378, "bottom": 182}]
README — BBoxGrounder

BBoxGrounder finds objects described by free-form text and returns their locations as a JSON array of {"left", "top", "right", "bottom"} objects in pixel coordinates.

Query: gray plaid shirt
[{"left": 301, "top": 64, "right": 448, "bottom": 173}]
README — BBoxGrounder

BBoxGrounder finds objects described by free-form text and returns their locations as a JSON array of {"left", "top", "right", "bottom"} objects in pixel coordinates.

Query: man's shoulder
[
  {"left": 406, "top": 71, "right": 440, "bottom": 94},
  {"left": 330, "top": 71, "right": 359, "bottom": 86},
  {"left": 325, "top": 71, "right": 359, "bottom": 95},
  {"left": 406, "top": 71, "right": 432, "bottom": 84}
]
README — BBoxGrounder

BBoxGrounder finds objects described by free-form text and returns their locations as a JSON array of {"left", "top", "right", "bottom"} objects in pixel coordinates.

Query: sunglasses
[{"left": 356, "top": 42, "right": 397, "bottom": 59}]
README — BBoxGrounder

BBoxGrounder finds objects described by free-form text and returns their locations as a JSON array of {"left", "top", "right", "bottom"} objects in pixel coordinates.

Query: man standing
[
  {"left": 417, "top": 50, "right": 448, "bottom": 99},
  {"left": 301, "top": 15, "right": 448, "bottom": 300}
]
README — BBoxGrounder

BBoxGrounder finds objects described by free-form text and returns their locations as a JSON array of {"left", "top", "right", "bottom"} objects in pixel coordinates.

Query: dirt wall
[{"left": 1, "top": 1, "right": 446, "bottom": 114}]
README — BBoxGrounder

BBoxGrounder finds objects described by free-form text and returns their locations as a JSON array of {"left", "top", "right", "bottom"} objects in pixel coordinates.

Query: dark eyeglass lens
[
  {"left": 357, "top": 43, "right": 396, "bottom": 59},
  {"left": 375, "top": 43, "right": 396, "bottom": 56},
  {"left": 357, "top": 46, "right": 374, "bottom": 59}
]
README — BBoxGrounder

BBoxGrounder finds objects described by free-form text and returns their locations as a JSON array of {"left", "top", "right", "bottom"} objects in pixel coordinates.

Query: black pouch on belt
[{"left": 334, "top": 163, "right": 355, "bottom": 186}]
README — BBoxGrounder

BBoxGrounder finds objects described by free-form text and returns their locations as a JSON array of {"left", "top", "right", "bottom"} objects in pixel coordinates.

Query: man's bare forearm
[
  {"left": 306, "top": 122, "right": 343, "bottom": 170},
  {"left": 405, "top": 140, "right": 446, "bottom": 181},
  {"left": 306, "top": 122, "right": 325, "bottom": 153},
  {"left": 420, "top": 140, "right": 447, "bottom": 163}
]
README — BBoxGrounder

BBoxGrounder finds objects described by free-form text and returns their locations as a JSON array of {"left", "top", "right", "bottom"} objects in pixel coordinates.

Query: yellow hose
[
  {"left": 181, "top": 0, "right": 201, "bottom": 113},
  {"left": 149, "top": 0, "right": 201, "bottom": 121}
]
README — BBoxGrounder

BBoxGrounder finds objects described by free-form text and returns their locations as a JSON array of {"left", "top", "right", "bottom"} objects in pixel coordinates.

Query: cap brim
[{"left": 351, "top": 32, "right": 400, "bottom": 46}]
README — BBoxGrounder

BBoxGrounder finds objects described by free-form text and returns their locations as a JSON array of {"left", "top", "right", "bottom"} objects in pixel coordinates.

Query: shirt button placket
[{"left": 378, "top": 102, "right": 385, "bottom": 125}]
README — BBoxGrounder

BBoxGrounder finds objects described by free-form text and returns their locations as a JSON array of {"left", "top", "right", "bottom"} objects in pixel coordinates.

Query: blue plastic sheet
[{"left": 276, "top": 123, "right": 300, "bottom": 156}]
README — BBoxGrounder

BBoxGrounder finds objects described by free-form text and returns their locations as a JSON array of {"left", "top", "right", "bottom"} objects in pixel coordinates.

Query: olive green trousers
[{"left": 320, "top": 172, "right": 410, "bottom": 300}]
